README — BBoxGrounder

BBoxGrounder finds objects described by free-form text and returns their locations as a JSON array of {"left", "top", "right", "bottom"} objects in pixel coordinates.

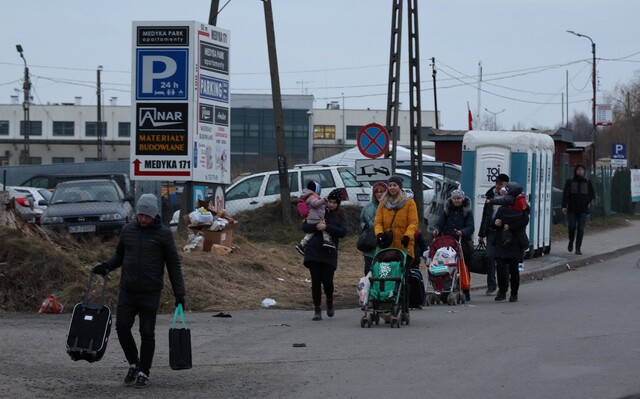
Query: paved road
[{"left": 1, "top": 250, "right": 640, "bottom": 399}]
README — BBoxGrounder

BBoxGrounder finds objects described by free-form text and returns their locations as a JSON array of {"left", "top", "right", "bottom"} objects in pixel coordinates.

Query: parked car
[
  {"left": 394, "top": 169, "right": 436, "bottom": 217},
  {"left": 1, "top": 184, "right": 37, "bottom": 224},
  {"left": 9, "top": 186, "right": 53, "bottom": 225},
  {"left": 224, "top": 165, "right": 371, "bottom": 215},
  {"left": 41, "top": 179, "right": 135, "bottom": 236},
  {"left": 21, "top": 173, "right": 134, "bottom": 201},
  {"left": 396, "top": 160, "right": 462, "bottom": 183}
]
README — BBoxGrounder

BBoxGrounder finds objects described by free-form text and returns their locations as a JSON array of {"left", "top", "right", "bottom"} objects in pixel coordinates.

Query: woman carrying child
[{"left": 491, "top": 182, "right": 530, "bottom": 302}]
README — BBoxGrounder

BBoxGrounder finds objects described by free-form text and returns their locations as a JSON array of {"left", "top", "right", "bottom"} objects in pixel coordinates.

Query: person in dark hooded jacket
[
  {"left": 492, "top": 182, "right": 530, "bottom": 303},
  {"left": 433, "top": 189, "right": 474, "bottom": 301},
  {"left": 303, "top": 189, "right": 348, "bottom": 321},
  {"left": 562, "top": 163, "right": 595, "bottom": 255},
  {"left": 478, "top": 173, "right": 509, "bottom": 294},
  {"left": 92, "top": 193, "right": 185, "bottom": 388}
]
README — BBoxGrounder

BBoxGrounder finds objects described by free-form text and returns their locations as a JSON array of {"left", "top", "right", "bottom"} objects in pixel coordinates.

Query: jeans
[
  {"left": 496, "top": 258, "right": 519, "bottom": 295},
  {"left": 115, "top": 290, "right": 162, "bottom": 375},
  {"left": 308, "top": 262, "right": 335, "bottom": 308},
  {"left": 484, "top": 234, "right": 497, "bottom": 290},
  {"left": 567, "top": 212, "right": 588, "bottom": 250}
]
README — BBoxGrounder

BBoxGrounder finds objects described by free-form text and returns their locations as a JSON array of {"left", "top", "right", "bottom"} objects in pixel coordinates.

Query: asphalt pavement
[{"left": 0, "top": 220, "right": 639, "bottom": 399}]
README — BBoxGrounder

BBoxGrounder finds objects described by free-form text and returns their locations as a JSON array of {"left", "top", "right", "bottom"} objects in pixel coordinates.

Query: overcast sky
[{"left": 2, "top": 0, "right": 639, "bottom": 131}]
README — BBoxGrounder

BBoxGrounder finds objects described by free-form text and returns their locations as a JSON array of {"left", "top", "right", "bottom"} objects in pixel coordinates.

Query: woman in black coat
[
  {"left": 492, "top": 182, "right": 530, "bottom": 303},
  {"left": 302, "top": 189, "right": 348, "bottom": 321}
]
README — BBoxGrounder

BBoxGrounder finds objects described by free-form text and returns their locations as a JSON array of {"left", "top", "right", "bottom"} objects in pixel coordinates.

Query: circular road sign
[{"left": 357, "top": 123, "right": 390, "bottom": 159}]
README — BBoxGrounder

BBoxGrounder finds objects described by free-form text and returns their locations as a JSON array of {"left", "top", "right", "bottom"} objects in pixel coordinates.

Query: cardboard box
[{"left": 200, "top": 222, "right": 238, "bottom": 251}]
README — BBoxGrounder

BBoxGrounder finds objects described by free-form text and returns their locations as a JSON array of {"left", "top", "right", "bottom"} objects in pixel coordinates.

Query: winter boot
[
  {"left": 495, "top": 292, "right": 507, "bottom": 302},
  {"left": 312, "top": 307, "right": 322, "bottom": 321},
  {"left": 326, "top": 300, "right": 334, "bottom": 317}
]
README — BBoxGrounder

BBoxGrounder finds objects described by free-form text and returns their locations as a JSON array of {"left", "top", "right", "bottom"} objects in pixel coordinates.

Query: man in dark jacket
[
  {"left": 562, "top": 163, "right": 595, "bottom": 255},
  {"left": 92, "top": 193, "right": 185, "bottom": 388},
  {"left": 477, "top": 173, "right": 509, "bottom": 294}
]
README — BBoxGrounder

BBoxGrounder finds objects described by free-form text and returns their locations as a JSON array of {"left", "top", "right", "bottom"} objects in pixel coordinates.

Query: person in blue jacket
[
  {"left": 302, "top": 189, "right": 348, "bottom": 321},
  {"left": 432, "top": 189, "right": 475, "bottom": 301},
  {"left": 359, "top": 181, "right": 387, "bottom": 275}
]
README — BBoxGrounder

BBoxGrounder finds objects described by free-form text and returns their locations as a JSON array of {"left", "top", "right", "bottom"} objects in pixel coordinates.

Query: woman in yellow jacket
[{"left": 374, "top": 175, "right": 419, "bottom": 263}]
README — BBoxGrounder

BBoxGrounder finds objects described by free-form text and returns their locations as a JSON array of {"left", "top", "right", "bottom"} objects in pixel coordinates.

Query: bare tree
[{"left": 567, "top": 112, "right": 592, "bottom": 142}]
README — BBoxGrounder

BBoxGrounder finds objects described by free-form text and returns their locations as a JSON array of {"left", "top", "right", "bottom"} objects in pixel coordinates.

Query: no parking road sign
[{"left": 357, "top": 123, "right": 389, "bottom": 159}]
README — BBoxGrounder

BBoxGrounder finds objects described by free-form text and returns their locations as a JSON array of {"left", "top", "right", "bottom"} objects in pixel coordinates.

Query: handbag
[
  {"left": 169, "top": 304, "right": 192, "bottom": 370},
  {"left": 357, "top": 225, "right": 377, "bottom": 252},
  {"left": 378, "top": 210, "right": 399, "bottom": 249},
  {"left": 468, "top": 243, "right": 489, "bottom": 275}
]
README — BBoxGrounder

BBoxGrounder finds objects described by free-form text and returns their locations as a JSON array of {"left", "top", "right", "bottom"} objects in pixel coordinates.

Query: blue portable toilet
[{"left": 462, "top": 131, "right": 554, "bottom": 257}]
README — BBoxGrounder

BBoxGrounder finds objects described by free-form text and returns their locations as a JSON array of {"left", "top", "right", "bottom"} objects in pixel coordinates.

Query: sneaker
[
  {"left": 295, "top": 244, "right": 306, "bottom": 255},
  {"left": 495, "top": 292, "right": 507, "bottom": 302},
  {"left": 485, "top": 287, "right": 497, "bottom": 295},
  {"left": 323, "top": 239, "right": 336, "bottom": 249},
  {"left": 568, "top": 242, "right": 573, "bottom": 252},
  {"left": 509, "top": 295, "right": 518, "bottom": 303},
  {"left": 135, "top": 372, "right": 150, "bottom": 389},
  {"left": 124, "top": 366, "right": 139, "bottom": 386},
  {"left": 575, "top": 249, "right": 582, "bottom": 255}
]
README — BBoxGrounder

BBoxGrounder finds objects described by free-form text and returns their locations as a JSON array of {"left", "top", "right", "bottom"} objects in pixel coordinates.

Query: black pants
[
  {"left": 308, "top": 262, "right": 335, "bottom": 308},
  {"left": 496, "top": 258, "right": 519, "bottom": 295},
  {"left": 116, "top": 290, "right": 162, "bottom": 375},
  {"left": 364, "top": 256, "right": 373, "bottom": 276}
]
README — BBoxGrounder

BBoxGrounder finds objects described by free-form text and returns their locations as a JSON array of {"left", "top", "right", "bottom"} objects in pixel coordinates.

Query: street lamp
[
  {"left": 567, "top": 30, "right": 596, "bottom": 171},
  {"left": 485, "top": 108, "right": 505, "bottom": 130},
  {"left": 16, "top": 44, "right": 31, "bottom": 165}
]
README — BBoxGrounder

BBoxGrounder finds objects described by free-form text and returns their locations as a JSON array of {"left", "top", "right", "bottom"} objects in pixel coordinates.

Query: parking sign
[
  {"left": 612, "top": 143, "right": 626, "bottom": 159},
  {"left": 136, "top": 49, "right": 188, "bottom": 100}
]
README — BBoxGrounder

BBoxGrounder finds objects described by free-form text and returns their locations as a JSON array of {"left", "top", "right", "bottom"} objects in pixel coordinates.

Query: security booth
[{"left": 461, "top": 131, "right": 554, "bottom": 257}]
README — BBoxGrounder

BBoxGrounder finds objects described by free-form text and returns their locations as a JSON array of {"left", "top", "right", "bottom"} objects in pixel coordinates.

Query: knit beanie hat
[
  {"left": 372, "top": 181, "right": 388, "bottom": 193},
  {"left": 327, "top": 188, "right": 342, "bottom": 205},
  {"left": 306, "top": 180, "right": 321, "bottom": 195},
  {"left": 387, "top": 175, "right": 403, "bottom": 188},
  {"left": 450, "top": 189, "right": 465, "bottom": 199},
  {"left": 136, "top": 193, "right": 159, "bottom": 218}
]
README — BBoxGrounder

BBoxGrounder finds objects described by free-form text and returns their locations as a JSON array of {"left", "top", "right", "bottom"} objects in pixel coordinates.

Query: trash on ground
[
  {"left": 276, "top": 277, "right": 285, "bottom": 282},
  {"left": 261, "top": 298, "right": 277, "bottom": 308},
  {"left": 38, "top": 294, "right": 63, "bottom": 314},
  {"left": 292, "top": 343, "right": 307, "bottom": 348},
  {"left": 268, "top": 323, "right": 291, "bottom": 327},
  {"left": 212, "top": 312, "right": 232, "bottom": 318}
]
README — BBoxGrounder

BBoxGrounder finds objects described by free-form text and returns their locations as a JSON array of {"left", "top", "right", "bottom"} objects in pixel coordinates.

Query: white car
[
  {"left": 224, "top": 165, "right": 371, "bottom": 215},
  {"left": 394, "top": 169, "right": 436, "bottom": 218}
]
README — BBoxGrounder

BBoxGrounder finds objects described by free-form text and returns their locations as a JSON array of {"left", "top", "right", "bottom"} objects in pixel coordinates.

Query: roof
[
  {"left": 424, "top": 127, "right": 576, "bottom": 144},
  {"left": 316, "top": 145, "right": 435, "bottom": 168}
]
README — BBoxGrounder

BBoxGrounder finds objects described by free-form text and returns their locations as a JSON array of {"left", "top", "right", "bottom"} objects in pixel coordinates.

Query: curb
[{"left": 471, "top": 243, "right": 640, "bottom": 291}]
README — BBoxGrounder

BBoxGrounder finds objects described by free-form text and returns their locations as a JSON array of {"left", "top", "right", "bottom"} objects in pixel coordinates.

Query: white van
[{"left": 225, "top": 165, "right": 371, "bottom": 215}]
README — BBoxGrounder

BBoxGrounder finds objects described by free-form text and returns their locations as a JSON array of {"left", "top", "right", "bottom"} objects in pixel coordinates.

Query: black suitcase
[
  {"left": 66, "top": 273, "right": 112, "bottom": 363},
  {"left": 407, "top": 269, "right": 426, "bottom": 309}
]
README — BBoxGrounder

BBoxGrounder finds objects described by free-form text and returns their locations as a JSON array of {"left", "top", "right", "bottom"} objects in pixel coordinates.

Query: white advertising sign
[
  {"left": 596, "top": 104, "right": 613, "bottom": 127},
  {"left": 631, "top": 169, "right": 640, "bottom": 203},
  {"left": 131, "top": 21, "right": 230, "bottom": 183}
]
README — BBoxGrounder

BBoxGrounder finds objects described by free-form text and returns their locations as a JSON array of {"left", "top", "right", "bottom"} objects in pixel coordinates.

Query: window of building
[
  {"left": 84, "top": 157, "right": 100, "bottom": 162},
  {"left": 52, "top": 121, "right": 75, "bottom": 137},
  {"left": 313, "top": 125, "right": 335, "bottom": 140},
  {"left": 0, "top": 120, "right": 8, "bottom": 136},
  {"left": 346, "top": 125, "right": 363, "bottom": 140},
  {"left": 28, "top": 157, "right": 42, "bottom": 165},
  {"left": 85, "top": 122, "right": 107, "bottom": 137},
  {"left": 52, "top": 157, "right": 75, "bottom": 164},
  {"left": 118, "top": 122, "right": 131, "bottom": 137},
  {"left": 20, "top": 121, "right": 43, "bottom": 136}
]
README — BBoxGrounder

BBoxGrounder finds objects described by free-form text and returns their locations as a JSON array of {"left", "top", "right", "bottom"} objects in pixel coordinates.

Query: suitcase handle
[
  {"left": 82, "top": 272, "right": 109, "bottom": 309},
  {"left": 172, "top": 304, "right": 188, "bottom": 329}
]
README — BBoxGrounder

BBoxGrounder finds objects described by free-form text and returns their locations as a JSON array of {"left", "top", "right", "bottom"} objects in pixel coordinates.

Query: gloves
[
  {"left": 91, "top": 262, "right": 109, "bottom": 276},
  {"left": 376, "top": 233, "right": 385, "bottom": 246},
  {"left": 175, "top": 296, "right": 185, "bottom": 310},
  {"left": 401, "top": 235, "right": 410, "bottom": 248}
]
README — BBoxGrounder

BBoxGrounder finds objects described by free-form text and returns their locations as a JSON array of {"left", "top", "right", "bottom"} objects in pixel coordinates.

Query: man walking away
[
  {"left": 92, "top": 193, "right": 186, "bottom": 388},
  {"left": 562, "top": 163, "right": 596, "bottom": 255}
]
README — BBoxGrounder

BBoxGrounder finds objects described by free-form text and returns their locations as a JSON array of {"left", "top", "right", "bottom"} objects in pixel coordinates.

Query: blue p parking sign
[
  {"left": 612, "top": 143, "right": 626, "bottom": 159},
  {"left": 136, "top": 49, "right": 188, "bottom": 100}
]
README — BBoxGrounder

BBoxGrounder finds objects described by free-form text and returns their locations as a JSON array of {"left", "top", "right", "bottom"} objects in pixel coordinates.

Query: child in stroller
[
  {"left": 424, "top": 236, "right": 466, "bottom": 306},
  {"left": 360, "top": 247, "right": 410, "bottom": 328}
]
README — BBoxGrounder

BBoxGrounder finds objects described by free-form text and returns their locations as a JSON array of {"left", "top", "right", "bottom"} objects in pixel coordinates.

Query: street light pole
[
  {"left": 16, "top": 45, "right": 31, "bottom": 165},
  {"left": 484, "top": 108, "right": 505, "bottom": 131},
  {"left": 97, "top": 65, "right": 103, "bottom": 161},
  {"left": 567, "top": 30, "right": 596, "bottom": 171}
]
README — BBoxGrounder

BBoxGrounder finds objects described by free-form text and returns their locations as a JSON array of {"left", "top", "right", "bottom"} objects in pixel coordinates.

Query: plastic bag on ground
[{"left": 261, "top": 298, "right": 277, "bottom": 308}]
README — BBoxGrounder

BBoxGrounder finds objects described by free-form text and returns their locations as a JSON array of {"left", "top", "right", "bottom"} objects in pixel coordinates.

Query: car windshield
[{"left": 51, "top": 183, "right": 119, "bottom": 204}]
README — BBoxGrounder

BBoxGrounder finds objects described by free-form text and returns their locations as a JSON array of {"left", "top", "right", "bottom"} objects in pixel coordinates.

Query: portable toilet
[
  {"left": 540, "top": 134, "right": 555, "bottom": 254},
  {"left": 529, "top": 133, "right": 541, "bottom": 257},
  {"left": 461, "top": 131, "right": 535, "bottom": 245}
]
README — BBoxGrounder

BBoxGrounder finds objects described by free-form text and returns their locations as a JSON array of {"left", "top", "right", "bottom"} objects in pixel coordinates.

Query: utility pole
[
  {"left": 407, "top": 0, "right": 424, "bottom": 224},
  {"left": 484, "top": 108, "right": 505, "bottom": 131},
  {"left": 566, "top": 70, "right": 569, "bottom": 129},
  {"left": 263, "top": 0, "right": 292, "bottom": 224},
  {"left": 16, "top": 45, "right": 31, "bottom": 165},
  {"left": 208, "top": 0, "right": 220, "bottom": 25},
  {"left": 477, "top": 61, "right": 482, "bottom": 126},
  {"left": 97, "top": 65, "right": 103, "bottom": 161},
  {"left": 384, "top": 0, "right": 403, "bottom": 172},
  {"left": 431, "top": 57, "right": 439, "bottom": 129}
]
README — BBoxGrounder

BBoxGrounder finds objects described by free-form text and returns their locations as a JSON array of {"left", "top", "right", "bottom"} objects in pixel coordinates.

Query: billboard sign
[
  {"left": 131, "top": 21, "right": 230, "bottom": 183},
  {"left": 596, "top": 104, "right": 613, "bottom": 126}
]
